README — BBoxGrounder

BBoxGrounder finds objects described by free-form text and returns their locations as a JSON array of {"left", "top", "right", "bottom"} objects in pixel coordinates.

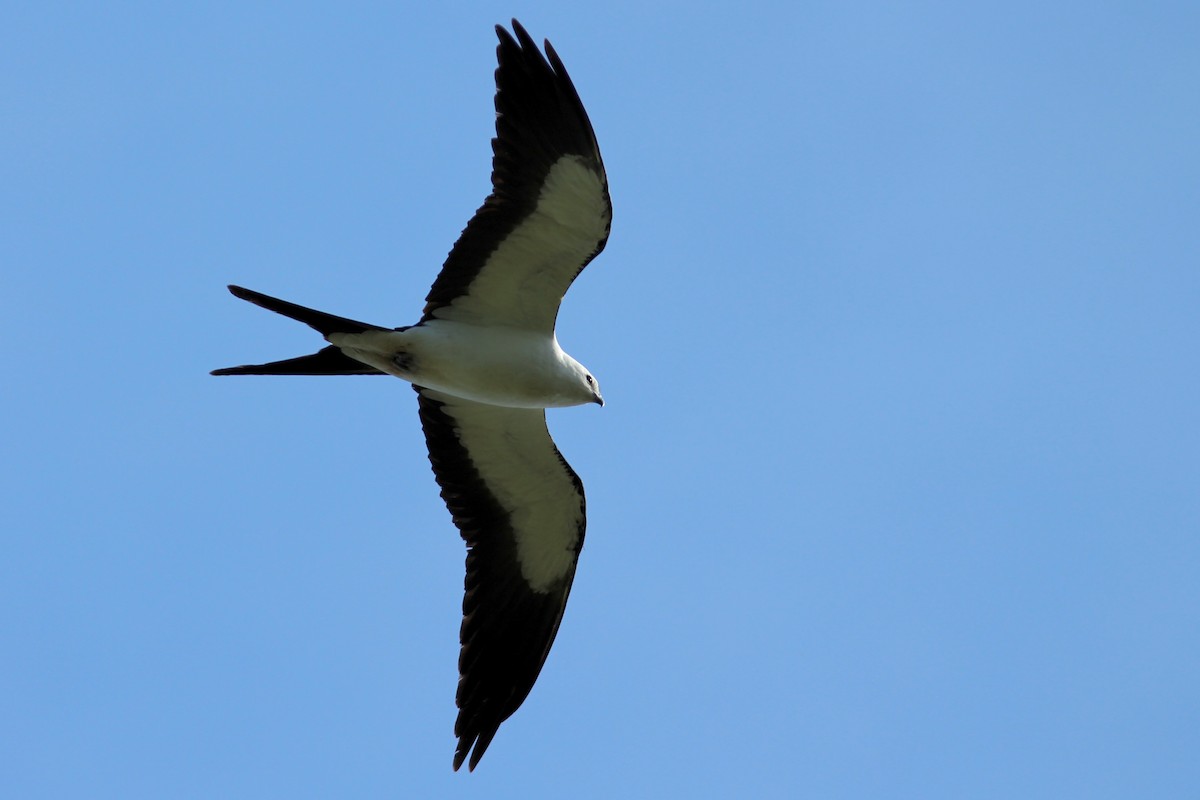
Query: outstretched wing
[
  {"left": 420, "top": 20, "right": 611, "bottom": 332},
  {"left": 415, "top": 387, "right": 586, "bottom": 771}
]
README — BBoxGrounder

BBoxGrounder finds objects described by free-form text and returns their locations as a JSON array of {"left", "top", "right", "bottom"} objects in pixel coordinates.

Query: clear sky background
[{"left": 3, "top": 2, "right": 1198, "bottom": 798}]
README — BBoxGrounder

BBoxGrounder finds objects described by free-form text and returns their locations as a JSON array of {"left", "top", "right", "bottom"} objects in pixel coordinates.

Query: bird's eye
[{"left": 585, "top": 375, "right": 595, "bottom": 386}]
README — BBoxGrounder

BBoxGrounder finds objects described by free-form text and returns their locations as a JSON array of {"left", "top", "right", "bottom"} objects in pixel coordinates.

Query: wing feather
[
  {"left": 421, "top": 20, "right": 610, "bottom": 331},
  {"left": 415, "top": 387, "right": 586, "bottom": 771}
]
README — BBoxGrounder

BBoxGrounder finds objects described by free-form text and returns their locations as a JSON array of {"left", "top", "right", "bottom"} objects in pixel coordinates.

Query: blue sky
[{"left": 3, "top": 2, "right": 1198, "bottom": 797}]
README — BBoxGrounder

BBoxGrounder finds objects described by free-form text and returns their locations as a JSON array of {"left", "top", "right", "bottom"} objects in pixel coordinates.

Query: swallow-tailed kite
[{"left": 212, "top": 20, "right": 610, "bottom": 771}]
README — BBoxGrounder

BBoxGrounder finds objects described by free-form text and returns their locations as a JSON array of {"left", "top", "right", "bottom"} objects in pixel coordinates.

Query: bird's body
[
  {"left": 328, "top": 322, "right": 600, "bottom": 409},
  {"left": 212, "top": 20, "right": 610, "bottom": 771}
]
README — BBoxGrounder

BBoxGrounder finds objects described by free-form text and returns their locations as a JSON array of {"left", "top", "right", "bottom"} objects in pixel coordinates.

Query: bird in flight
[{"left": 212, "top": 20, "right": 610, "bottom": 771}]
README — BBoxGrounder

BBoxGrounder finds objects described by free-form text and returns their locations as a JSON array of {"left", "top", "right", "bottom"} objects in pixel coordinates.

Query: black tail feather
[
  {"left": 211, "top": 345, "right": 386, "bottom": 376},
  {"left": 213, "top": 286, "right": 393, "bottom": 376},
  {"left": 227, "top": 285, "right": 386, "bottom": 336}
]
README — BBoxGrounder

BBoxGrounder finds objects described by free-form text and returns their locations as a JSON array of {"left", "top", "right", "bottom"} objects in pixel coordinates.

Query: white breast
[{"left": 330, "top": 322, "right": 587, "bottom": 409}]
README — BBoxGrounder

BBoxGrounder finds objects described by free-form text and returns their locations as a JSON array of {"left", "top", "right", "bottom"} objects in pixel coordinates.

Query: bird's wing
[
  {"left": 415, "top": 386, "right": 586, "bottom": 771},
  {"left": 420, "top": 20, "right": 610, "bottom": 332}
]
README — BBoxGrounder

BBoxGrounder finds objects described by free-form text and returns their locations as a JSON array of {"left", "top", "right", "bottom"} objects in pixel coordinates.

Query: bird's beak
[{"left": 593, "top": 393, "right": 605, "bottom": 407}]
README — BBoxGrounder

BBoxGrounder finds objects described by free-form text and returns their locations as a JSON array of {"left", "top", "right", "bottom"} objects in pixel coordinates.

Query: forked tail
[{"left": 211, "top": 285, "right": 389, "bottom": 376}]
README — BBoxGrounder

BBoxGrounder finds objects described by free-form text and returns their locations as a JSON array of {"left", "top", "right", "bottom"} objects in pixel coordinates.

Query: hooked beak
[{"left": 593, "top": 393, "right": 605, "bottom": 407}]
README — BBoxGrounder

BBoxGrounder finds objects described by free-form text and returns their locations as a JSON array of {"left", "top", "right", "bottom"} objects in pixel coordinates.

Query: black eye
[{"left": 585, "top": 375, "right": 595, "bottom": 386}]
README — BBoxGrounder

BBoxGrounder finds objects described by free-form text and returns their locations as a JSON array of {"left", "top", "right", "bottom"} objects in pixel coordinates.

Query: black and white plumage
[{"left": 212, "top": 21, "right": 610, "bottom": 771}]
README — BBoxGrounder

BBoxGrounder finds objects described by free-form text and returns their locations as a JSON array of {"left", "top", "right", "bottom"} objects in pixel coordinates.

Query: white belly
[{"left": 328, "top": 321, "right": 586, "bottom": 409}]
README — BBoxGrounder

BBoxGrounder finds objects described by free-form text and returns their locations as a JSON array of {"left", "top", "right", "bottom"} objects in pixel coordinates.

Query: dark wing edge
[
  {"left": 415, "top": 388, "right": 586, "bottom": 771},
  {"left": 420, "top": 19, "right": 611, "bottom": 321}
]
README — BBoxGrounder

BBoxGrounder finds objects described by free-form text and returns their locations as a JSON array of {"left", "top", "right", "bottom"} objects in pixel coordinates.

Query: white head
[
  {"left": 582, "top": 369, "right": 604, "bottom": 407},
  {"left": 559, "top": 355, "right": 604, "bottom": 408}
]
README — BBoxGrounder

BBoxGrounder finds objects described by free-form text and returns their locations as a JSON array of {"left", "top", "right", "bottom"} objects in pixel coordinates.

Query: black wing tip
[
  {"left": 492, "top": 19, "right": 596, "bottom": 153},
  {"left": 509, "top": 18, "right": 534, "bottom": 46},
  {"left": 494, "top": 21, "right": 521, "bottom": 57},
  {"left": 496, "top": 19, "right": 554, "bottom": 68},
  {"left": 453, "top": 728, "right": 498, "bottom": 772},
  {"left": 453, "top": 743, "right": 471, "bottom": 772},
  {"left": 498, "top": 18, "right": 530, "bottom": 42}
]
